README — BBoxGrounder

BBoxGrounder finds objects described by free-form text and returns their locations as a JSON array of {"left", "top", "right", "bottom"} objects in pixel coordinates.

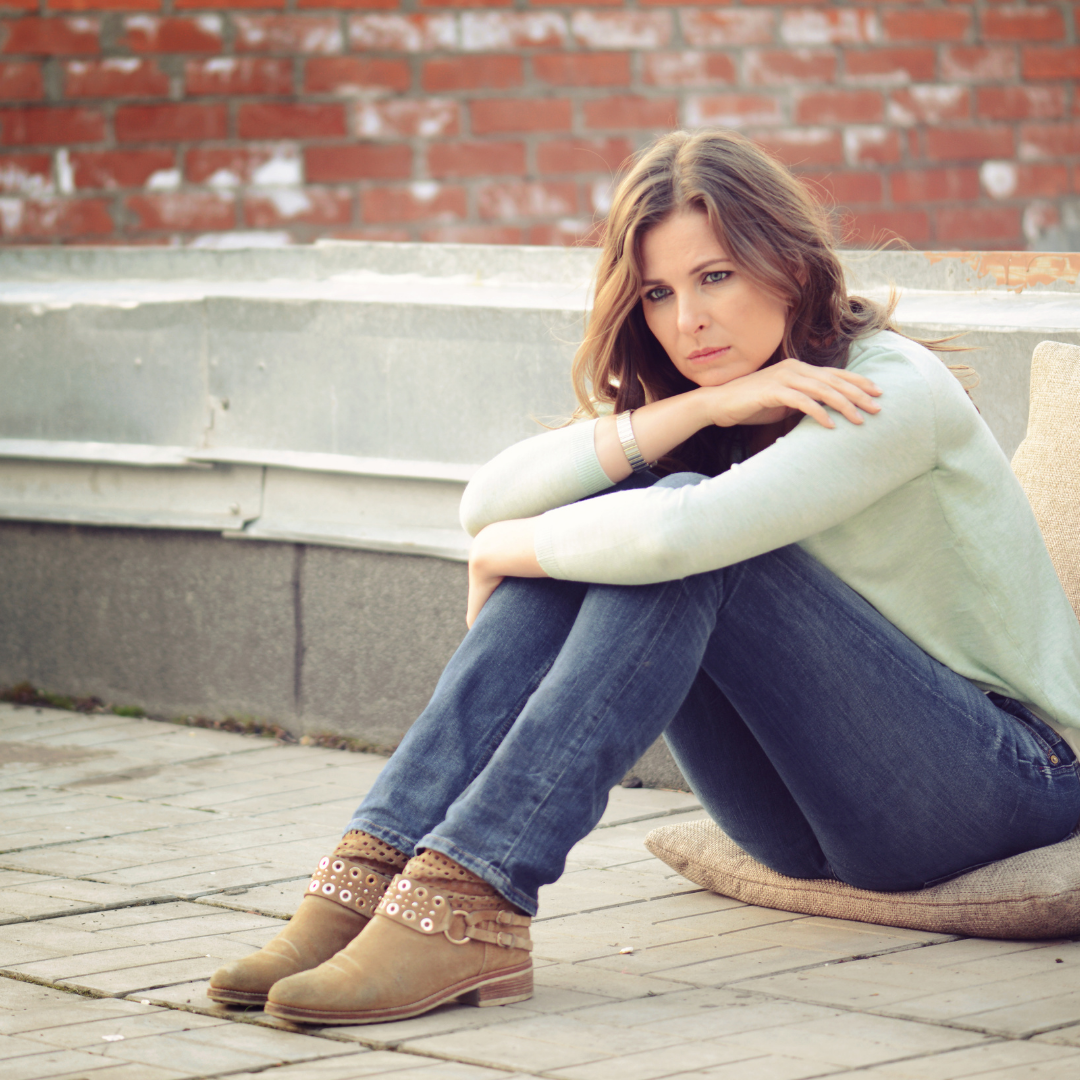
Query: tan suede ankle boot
[
  {"left": 207, "top": 832, "right": 406, "bottom": 1005},
  {"left": 264, "top": 851, "right": 532, "bottom": 1024}
]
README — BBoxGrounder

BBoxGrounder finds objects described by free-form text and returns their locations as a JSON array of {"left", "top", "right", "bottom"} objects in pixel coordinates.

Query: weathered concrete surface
[
  {"left": 1, "top": 704, "right": 1078, "bottom": 1080},
  {"left": 0, "top": 523, "right": 464, "bottom": 745}
]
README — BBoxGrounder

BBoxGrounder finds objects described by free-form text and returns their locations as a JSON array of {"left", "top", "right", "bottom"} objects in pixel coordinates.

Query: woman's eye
[
  {"left": 703, "top": 271, "right": 730, "bottom": 285},
  {"left": 644, "top": 286, "right": 671, "bottom": 303}
]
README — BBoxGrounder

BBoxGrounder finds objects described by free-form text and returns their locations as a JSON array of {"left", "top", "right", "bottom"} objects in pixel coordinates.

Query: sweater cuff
[
  {"left": 570, "top": 417, "right": 613, "bottom": 497},
  {"left": 534, "top": 509, "right": 566, "bottom": 580}
]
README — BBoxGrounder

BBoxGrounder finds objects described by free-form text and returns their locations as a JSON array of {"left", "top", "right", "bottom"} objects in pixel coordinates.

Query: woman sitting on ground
[{"left": 209, "top": 129, "right": 1080, "bottom": 1025}]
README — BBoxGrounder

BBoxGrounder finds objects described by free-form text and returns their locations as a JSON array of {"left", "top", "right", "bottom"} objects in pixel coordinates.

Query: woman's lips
[{"left": 685, "top": 346, "right": 729, "bottom": 362}]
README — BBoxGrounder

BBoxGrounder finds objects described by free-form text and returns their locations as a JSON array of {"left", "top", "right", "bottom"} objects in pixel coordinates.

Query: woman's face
[{"left": 638, "top": 209, "right": 789, "bottom": 388}]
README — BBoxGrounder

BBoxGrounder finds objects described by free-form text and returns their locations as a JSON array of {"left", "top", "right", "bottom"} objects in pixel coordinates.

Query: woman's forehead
[{"left": 640, "top": 211, "right": 732, "bottom": 277}]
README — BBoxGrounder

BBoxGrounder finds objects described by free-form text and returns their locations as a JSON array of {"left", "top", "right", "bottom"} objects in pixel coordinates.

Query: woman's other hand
[
  {"left": 704, "top": 358, "right": 882, "bottom": 430},
  {"left": 466, "top": 518, "right": 546, "bottom": 628}
]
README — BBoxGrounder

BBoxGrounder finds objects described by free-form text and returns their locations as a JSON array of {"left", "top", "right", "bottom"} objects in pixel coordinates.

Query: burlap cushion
[
  {"left": 645, "top": 820, "right": 1080, "bottom": 939},
  {"left": 1011, "top": 339, "right": 1080, "bottom": 620}
]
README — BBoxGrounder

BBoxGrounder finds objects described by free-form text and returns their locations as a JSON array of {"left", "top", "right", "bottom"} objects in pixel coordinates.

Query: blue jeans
[{"left": 349, "top": 475, "right": 1080, "bottom": 914}]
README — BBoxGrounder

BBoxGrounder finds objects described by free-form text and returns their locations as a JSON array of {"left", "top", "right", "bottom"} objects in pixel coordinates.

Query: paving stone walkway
[{"left": 1, "top": 702, "right": 1079, "bottom": 1080}]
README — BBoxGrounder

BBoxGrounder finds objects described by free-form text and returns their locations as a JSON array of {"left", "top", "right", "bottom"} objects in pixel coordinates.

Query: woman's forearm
[
  {"left": 466, "top": 517, "right": 546, "bottom": 627},
  {"left": 595, "top": 390, "right": 713, "bottom": 482}
]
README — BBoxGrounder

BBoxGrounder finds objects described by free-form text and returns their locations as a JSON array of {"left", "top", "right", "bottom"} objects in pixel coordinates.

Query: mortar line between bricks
[
  {"left": 0, "top": 894, "right": 182, "bottom": 926},
  {"left": 0, "top": 856, "right": 311, "bottom": 891},
  {"left": 650, "top": 934, "right": 966, "bottom": 986},
  {"left": 534, "top": 888, "right": 710, "bottom": 922},
  {"left": 0, "top": 872, "right": 311, "bottom": 927}
]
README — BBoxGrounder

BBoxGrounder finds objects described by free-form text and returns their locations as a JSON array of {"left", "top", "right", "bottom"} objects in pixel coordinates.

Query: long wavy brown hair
[{"left": 571, "top": 129, "right": 966, "bottom": 476}]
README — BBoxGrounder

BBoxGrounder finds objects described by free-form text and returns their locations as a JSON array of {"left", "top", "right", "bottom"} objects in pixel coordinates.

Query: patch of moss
[{"left": 0, "top": 682, "right": 104, "bottom": 713}]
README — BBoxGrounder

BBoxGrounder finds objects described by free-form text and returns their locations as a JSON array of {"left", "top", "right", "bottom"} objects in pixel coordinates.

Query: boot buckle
[{"left": 444, "top": 912, "right": 471, "bottom": 945}]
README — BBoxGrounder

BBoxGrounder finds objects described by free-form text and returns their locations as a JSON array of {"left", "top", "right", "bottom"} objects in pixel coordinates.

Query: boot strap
[
  {"left": 377, "top": 875, "right": 532, "bottom": 951},
  {"left": 307, "top": 856, "right": 392, "bottom": 919}
]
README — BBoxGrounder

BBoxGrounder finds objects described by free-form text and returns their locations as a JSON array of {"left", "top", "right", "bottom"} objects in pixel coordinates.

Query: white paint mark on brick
[
  {"left": 981, "top": 161, "right": 1017, "bottom": 200},
  {"left": 678, "top": 10, "right": 772, "bottom": 47},
  {"left": 844, "top": 126, "right": 890, "bottom": 165},
  {"left": 102, "top": 58, "right": 143, "bottom": 74},
  {"left": 203, "top": 58, "right": 238, "bottom": 75},
  {"left": 0, "top": 198, "right": 26, "bottom": 235},
  {"left": 236, "top": 16, "right": 342, "bottom": 54},
  {"left": 206, "top": 169, "right": 241, "bottom": 189},
  {"left": 146, "top": 169, "right": 181, "bottom": 192},
  {"left": 263, "top": 189, "right": 312, "bottom": 218},
  {"left": 350, "top": 14, "right": 456, "bottom": 53},
  {"left": 252, "top": 149, "right": 302, "bottom": 187},
  {"left": 195, "top": 15, "right": 224, "bottom": 35},
  {"left": 570, "top": 12, "right": 670, "bottom": 50},
  {"left": 781, "top": 9, "right": 877, "bottom": 45},
  {"left": 0, "top": 161, "right": 50, "bottom": 198},
  {"left": 887, "top": 85, "right": 966, "bottom": 125},
  {"left": 358, "top": 99, "right": 457, "bottom": 139},
  {"left": 479, "top": 183, "right": 575, "bottom": 219},
  {"left": 461, "top": 13, "right": 567, "bottom": 52},
  {"left": 55, "top": 149, "right": 74, "bottom": 196},
  {"left": 410, "top": 181, "right": 439, "bottom": 202}
]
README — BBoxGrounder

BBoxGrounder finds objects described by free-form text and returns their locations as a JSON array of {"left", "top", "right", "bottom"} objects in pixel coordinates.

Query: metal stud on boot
[
  {"left": 264, "top": 871, "right": 533, "bottom": 1024},
  {"left": 208, "top": 855, "right": 394, "bottom": 1006}
]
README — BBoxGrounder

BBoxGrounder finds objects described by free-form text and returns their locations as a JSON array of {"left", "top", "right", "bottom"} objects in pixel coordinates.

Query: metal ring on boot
[
  {"left": 308, "top": 857, "right": 392, "bottom": 919},
  {"left": 376, "top": 875, "right": 533, "bottom": 951}
]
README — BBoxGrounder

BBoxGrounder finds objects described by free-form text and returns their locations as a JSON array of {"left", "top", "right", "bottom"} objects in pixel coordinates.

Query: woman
[{"left": 209, "top": 130, "right": 1080, "bottom": 1025}]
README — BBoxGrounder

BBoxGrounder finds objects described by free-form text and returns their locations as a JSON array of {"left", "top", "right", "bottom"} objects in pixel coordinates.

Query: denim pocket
[{"left": 989, "top": 691, "right": 1077, "bottom": 770}]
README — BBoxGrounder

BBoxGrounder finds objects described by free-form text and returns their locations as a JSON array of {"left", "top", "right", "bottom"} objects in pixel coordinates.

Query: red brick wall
[{"left": 0, "top": 2, "right": 1076, "bottom": 248}]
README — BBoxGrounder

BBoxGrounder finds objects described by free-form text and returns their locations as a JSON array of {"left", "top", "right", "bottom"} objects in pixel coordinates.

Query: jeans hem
[{"left": 416, "top": 834, "right": 537, "bottom": 917}]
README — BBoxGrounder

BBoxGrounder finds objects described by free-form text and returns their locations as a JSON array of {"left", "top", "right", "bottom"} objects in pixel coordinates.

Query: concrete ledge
[{"left": 0, "top": 518, "right": 685, "bottom": 787}]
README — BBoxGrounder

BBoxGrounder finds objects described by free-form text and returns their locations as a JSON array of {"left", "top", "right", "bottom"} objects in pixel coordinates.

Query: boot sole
[
  {"left": 264, "top": 963, "right": 533, "bottom": 1025},
  {"left": 206, "top": 987, "right": 269, "bottom": 1006}
]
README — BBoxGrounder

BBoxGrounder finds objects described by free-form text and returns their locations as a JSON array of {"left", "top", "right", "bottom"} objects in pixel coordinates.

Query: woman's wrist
[{"left": 596, "top": 392, "right": 718, "bottom": 482}]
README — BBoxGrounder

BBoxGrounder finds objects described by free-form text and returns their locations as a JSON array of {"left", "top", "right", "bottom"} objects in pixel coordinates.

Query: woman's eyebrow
[{"left": 641, "top": 257, "right": 733, "bottom": 287}]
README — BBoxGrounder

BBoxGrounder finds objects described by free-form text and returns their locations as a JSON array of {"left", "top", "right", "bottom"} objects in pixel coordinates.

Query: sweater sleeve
[
  {"left": 533, "top": 347, "right": 939, "bottom": 584},
  {"left": 459, "top": 417, "right": 613, "bottom": 536}
]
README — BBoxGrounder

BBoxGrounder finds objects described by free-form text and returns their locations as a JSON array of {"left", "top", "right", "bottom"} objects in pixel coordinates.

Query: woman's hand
[
  {"left": 466, "top": 518, "right": 547, "bottom": 628},
  {"left": 702, "top": 358, "right": 882, "bottom": 430}
]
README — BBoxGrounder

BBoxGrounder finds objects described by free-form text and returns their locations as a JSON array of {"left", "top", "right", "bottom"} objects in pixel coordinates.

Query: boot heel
[{"left": 461, "top": 968, "right": 533, "bottom": 1008}]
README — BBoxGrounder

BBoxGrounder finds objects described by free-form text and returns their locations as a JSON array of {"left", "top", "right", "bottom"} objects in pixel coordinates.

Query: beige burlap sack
[
  {"left": 1011, "top": 340, "right": 1080, "bottom": 620},
  {"left": 645, "top": 819, "right": 1080, "bottom": 939}
]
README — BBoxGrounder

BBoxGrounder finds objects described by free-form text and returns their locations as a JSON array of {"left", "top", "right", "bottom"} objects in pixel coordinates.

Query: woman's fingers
[
  {"left": 781, "top": 366, "right": 882, "bottom": 426},
  {"left": 777, "top": 377, "right": 878, "bottom": 427},
  {"left": 777, "top": 388, "right": 835, "bottom": 429}
]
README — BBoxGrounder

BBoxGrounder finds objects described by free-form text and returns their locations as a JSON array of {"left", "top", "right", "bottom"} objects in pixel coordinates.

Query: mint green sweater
[{"left": 460, "top": 330, "right": 1080, "bottom": 737}]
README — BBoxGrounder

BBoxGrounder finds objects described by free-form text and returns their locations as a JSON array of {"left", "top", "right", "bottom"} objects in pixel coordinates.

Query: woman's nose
[{"left": 676, "top": 292, "right": 709, "bottom": 335}]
